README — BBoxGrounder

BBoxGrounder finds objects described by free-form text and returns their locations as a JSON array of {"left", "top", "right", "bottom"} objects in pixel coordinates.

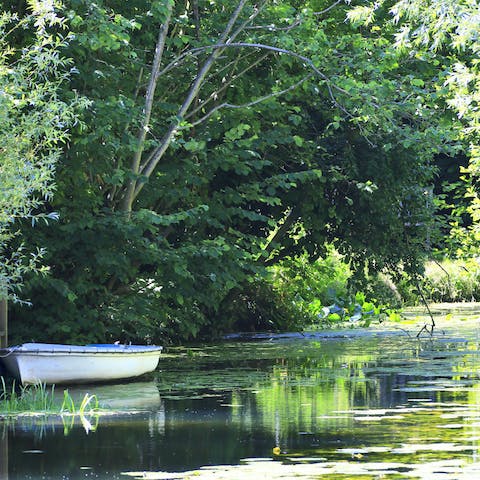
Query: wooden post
[
  {"left": 0, "top": 300, "right": 8, "bottom": 480},
  {"left": 0, "top": 299, "right": 7, "bottom": 349},
  {"left": 0, "top": 425, "right": 7, "bottom": 480}
]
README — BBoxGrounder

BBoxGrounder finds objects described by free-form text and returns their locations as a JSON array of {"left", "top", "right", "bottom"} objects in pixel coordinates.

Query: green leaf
[
  {"left": 410, "top": 78, "right": 425, "bottom": 87},
  {"left": 293, "top": 135, "right": 304, "bottom": 147}
]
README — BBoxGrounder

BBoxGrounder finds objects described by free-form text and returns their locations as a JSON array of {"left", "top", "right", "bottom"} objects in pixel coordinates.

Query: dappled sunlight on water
[{"left": 3, "top": 308, "right": 480, "bottom": 479}]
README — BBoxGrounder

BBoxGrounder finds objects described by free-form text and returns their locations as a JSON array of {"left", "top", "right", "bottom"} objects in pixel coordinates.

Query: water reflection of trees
[
  {"left": 4, "top": 411, "right": 166, "bottom": 476},
  {"left": 228, "top": 353, "right": 379, "bottom": 444},
  {"left": 222, "top": 337, "right": 480, "bottom": 453}
]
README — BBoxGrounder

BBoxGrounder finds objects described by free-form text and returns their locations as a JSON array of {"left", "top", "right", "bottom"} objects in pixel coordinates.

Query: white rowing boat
[{"left": 0, "top": 343, "right": 163, "bottom": 385}]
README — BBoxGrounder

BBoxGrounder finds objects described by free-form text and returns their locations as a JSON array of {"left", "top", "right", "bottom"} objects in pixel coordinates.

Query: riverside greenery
[
  {"left": 0, "top": 377, "right": 98, "bottom": 417},
  {"left": 0, "top": 2, "right": 88, "bottom": 302},
  {"left": 1, "top": 0, "right": 477, "bottom": 344}
]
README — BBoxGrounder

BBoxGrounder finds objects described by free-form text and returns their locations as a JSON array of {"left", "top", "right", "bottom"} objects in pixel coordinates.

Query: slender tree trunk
[
  {"left": 121, "top": 1, "right": 173, "bottom": 213},
  {"left": 131, "top": 0, "right": 249, "bottom": 201},
  {"left": 122, "top": 0, "right": 296, "bottom": 208},
  {"left": 0, "top": 299, "right": 7, "bottom": 349},
  {"left": 262, "top": 208, "right": 300, "bottom": 266}
]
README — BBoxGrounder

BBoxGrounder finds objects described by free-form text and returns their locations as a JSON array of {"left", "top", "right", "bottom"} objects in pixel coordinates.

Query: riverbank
[{"left": 223, "top": 302, "right": 480, "bottom": 342}]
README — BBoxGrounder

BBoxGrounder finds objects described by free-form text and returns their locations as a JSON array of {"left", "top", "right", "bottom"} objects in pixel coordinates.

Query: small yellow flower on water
[{"left": 272, "top": 446, "right": 281, "bottom": 455}]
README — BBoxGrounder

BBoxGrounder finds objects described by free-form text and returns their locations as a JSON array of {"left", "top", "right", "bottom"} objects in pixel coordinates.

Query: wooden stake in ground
[
  {"left": 0, "top": 426, "right": 7, "bottom": 480},
  {"left": 0, "top": 299, "right": 7, "bottom": 348}
]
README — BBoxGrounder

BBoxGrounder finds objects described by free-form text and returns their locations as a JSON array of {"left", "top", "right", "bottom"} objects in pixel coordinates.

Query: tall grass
[
  {"left": 0, "top": 377, "right": 98, "bottom": 417},
  {"left": 0, "top": 377, "right": 56, "bottom": 414},
  {"left": 421, "top": 258, "right": 480, "bottom": 303},
  {"left": 61, "top": 388, "right": 98, "bottom": 415}
]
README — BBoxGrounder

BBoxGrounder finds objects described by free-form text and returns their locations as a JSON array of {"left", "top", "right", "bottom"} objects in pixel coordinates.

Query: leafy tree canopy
[
  {"left": 5, "top": 0, "right": 461, "bottom": 343},
  {"left": 349, "top": 0, "right": 480, "bottom": 255}
]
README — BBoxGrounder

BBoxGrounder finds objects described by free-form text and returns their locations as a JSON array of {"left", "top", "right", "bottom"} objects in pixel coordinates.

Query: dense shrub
[{"left": 219, "top": 250, "right": 402, "bottom": 333}]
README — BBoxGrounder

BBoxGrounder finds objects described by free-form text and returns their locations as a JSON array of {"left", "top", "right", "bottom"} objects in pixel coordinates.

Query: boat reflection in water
[
  {"left": 1, "top": 381, "right": 164, "bottom": 479},
  {"left": 60, "top": 380, "right": 162, "bottom": 412}
]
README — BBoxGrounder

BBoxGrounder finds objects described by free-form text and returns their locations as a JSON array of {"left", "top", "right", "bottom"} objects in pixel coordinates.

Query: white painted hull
[{"left": 0, "top": 343, "right": 162, "bottom": 385}]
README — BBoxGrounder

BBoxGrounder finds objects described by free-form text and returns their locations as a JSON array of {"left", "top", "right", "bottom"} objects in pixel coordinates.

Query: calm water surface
[{"left": 3, "top": 307, "right": 480, "bottom": 479}]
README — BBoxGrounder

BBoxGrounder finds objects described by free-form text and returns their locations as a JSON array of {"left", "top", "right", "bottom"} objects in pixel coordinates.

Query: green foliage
[
  {"left": 349, "top": 0, "right": 480, "bottom": 266},
  {"left": 6, "top": 0, "right": 457, "bottom": 343},
  {"left": 270, "top": 250, "right": 351, "bottom": 317},
  {"left": 219, "top": 251, "right": 402, "bottom": 333},
  {"left": 217, "top": 279, "right": 309, "bottom": 334},
  {"left": 271, "top": 253, "right": 402, "bottom": 327},
  {"left": 0, "top": 2, "right": 87, "bottom": 301},
  {"left": 400, "top": 258, "right": 480, "bottom": 304}
]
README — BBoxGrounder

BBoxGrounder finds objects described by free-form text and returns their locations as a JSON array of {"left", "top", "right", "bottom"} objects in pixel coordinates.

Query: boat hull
[{"left": 0, "top": 343, "right": 162, "bottom": 385}]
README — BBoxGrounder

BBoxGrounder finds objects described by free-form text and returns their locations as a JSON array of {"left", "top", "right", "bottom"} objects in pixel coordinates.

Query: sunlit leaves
[
  {"left": 346, "top": 5, "right": 376, "bottom": 26},
  {"left": 0, "top": 5, "right": 87, "bottom": 300}
]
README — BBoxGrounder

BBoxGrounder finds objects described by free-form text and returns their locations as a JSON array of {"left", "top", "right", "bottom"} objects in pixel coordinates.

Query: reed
[
  {"left": 0, "top": 377, "right": 56, "bottom": 414},
  {"left": 0, "top": 377, "right": 98, "bottom": 416},
  {"left": 61, "top": 389, "right": 98, "bottom": 415}
]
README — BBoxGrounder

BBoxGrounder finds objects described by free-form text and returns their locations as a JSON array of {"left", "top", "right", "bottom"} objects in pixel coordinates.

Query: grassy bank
[{"left": 417, "top": 258, "right": 480, "bottom": 303}]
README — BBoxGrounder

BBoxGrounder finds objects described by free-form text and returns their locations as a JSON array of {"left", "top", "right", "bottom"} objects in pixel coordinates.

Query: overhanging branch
[
  {"left": 188, "top": 73, "right": 314, "bottom": 127},
  {"left": 162, "top": 42, "right": 353, "bottom": 117},
  {"left": 185, "top": 52, "right": 270, "bottom": 120}
]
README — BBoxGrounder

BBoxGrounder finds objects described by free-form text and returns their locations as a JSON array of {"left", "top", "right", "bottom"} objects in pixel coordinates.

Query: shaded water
[{"left": 3, "top": 306, "right": 480, "bottom": 479}]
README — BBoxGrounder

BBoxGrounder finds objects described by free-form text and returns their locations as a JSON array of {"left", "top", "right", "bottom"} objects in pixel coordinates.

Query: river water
[{"left": 3, "top": 305, "right": 480, "bottom": 479}]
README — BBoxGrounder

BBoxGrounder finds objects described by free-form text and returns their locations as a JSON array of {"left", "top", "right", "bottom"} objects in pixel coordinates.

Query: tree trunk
[
  {"left": 0, "top": 299, "right": 7, "bottom": 349},
  {"left": 0, "top": 431, "right": 7, "bottom": 480},
  {"left": 123, "top": 0, "right": 249, "bottom": 207},
  {"left": 121, "top": 1, "right": 173, "bottom": 214}
]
